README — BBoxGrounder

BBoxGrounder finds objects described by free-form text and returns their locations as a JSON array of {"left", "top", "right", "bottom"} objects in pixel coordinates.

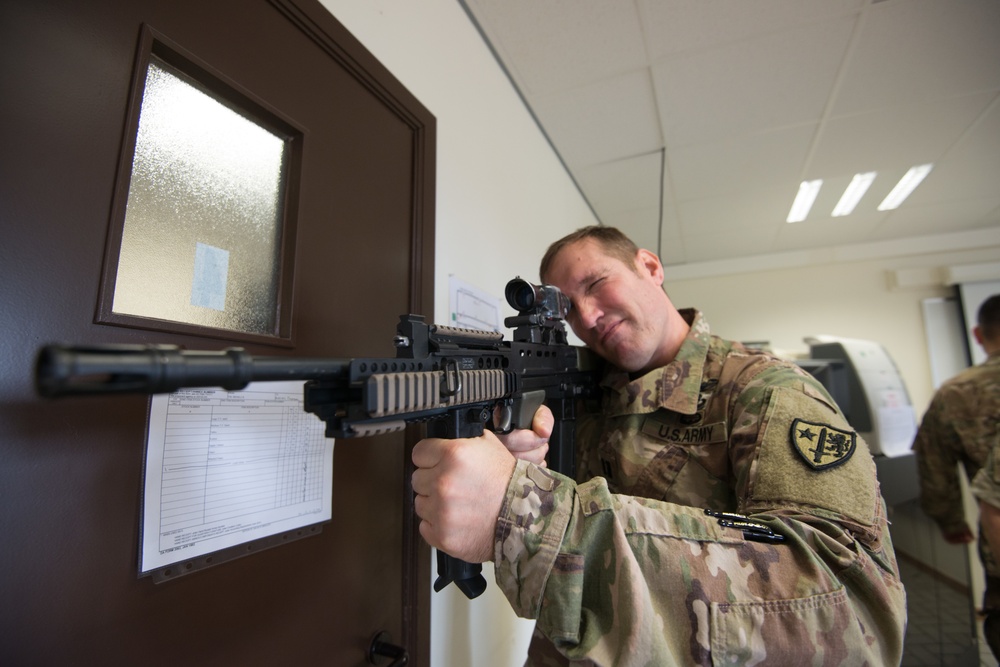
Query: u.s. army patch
[{"left": 790, "top": 418, "right": 856, "bottom": 470}]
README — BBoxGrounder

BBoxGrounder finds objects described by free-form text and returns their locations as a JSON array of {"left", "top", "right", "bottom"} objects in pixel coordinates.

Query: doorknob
[{"left": 367, "top": 631, "right": 408, "bottom": 666}]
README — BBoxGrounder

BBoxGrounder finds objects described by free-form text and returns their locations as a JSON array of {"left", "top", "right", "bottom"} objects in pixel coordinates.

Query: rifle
[{"left": 35, "top": 278, "right": 601, "bottom": 599}]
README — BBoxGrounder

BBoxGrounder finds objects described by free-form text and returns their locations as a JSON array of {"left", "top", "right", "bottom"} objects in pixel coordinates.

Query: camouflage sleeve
[
  {"left": 494, "top": 461, "right": 742, "bottom": 664},
  {"left": 972, "top": 445, "right": 1000, "bottom": 509},
  {"left": 493, "top": 364, "right": 905, "bottom": 666},
  {"left": 912, "top": 388, "right": 970, "bottom": 533},
  {"left": 494, "top": 462, "right": 904, "bottom": 665}
]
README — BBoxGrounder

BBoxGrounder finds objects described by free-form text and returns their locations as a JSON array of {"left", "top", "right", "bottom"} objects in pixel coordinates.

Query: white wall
[{"left": 316, "top": 2, "right": 596, "bottom": 666}]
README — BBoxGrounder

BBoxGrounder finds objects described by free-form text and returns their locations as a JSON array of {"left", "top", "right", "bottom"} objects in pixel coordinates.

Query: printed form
[{"left": 140, "top": 381, "right": 333, "bottom": 574}]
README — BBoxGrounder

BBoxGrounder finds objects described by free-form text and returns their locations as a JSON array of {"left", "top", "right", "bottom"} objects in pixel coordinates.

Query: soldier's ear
[{"left": 635, "top": 249, "right": 664, "bottom": 286}]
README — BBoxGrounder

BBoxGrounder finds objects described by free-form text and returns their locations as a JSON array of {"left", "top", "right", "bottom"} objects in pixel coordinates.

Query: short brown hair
[
  {"left": 539, "top": 226, "right": 639, "bottom": 283},
  {"left": 978, "top": 294, "right": 1000, "bottom": 341}
]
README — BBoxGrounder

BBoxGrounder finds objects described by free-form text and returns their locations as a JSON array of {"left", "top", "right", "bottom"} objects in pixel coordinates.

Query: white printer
[{"left": 806, "top": 336, "right": 917, "bottom": 458}]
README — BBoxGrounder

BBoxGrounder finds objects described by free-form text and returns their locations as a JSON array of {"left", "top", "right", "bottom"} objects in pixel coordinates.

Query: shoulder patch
[
  {"left": 790, "top": 418, "right": 856, "bottom": 470},
  {"left": 751, "top": 387, "right": 876, "bottom": 527}
]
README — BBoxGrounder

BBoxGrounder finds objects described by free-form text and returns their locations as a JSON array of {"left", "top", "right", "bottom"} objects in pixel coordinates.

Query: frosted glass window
[{"left": 112, "top": 57, "right": 288, "bottom": 336}]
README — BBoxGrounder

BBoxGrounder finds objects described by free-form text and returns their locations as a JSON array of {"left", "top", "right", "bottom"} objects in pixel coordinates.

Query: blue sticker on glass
[{"left": 191, "top": 242, "right": 230, "bottom": 311}]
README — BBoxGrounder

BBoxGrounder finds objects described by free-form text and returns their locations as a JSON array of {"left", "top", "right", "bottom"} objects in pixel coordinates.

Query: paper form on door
[{"left": 139, "top": 381, "right": 333, "bottom": 574}]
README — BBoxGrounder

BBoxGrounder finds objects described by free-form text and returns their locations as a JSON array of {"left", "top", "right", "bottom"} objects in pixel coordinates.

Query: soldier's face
[{"left": 545, "top": 238, "right": 674, "bottom": 374}]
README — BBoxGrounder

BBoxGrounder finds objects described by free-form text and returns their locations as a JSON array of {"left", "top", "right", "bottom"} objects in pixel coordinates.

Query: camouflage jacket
[
  {"left": 912, "top": 352, "right": 1000, "bottom": 535},
  {"left": 494, "top": 310, "right": 906, "bottom": 666},
  {"left": 913, "top": 351, "right": 1000, "bottom": 580}
]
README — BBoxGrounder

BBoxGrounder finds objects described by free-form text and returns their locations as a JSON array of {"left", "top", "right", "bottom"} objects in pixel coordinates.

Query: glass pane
[{"left": 112, "top": 57, "right": 287, "bottom": 336}]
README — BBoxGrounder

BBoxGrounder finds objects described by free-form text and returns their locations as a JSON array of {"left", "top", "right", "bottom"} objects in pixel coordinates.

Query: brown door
[{"left": 0, "top": 1, "right": 433, "bottom": 664}]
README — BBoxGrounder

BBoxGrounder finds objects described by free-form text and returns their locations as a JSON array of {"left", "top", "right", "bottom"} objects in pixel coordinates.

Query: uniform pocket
[{"left": 710, "top": 587, "right": 857, "bottom": 666}]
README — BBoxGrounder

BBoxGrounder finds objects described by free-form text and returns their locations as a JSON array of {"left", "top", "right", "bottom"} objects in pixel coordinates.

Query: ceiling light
[
  {"left": 786, "top": 179, "right": 822, "bottom": 223},
  {"left": 877, "top": 163, "right": 933, "bottom": 211},
  {"left": 832, "top": 171, "right": 877, "bottom": 217}
]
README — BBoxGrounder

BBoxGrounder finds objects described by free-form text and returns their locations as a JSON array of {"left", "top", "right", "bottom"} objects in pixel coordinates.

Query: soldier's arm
[{"left": 912, "top": 389, "right": 971, "bottom": 535}]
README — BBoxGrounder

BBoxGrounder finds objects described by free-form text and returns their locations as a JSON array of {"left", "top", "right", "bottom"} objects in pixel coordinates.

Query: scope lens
[{"left": 505, "top": 279, "right": 536, "bottom": 311}]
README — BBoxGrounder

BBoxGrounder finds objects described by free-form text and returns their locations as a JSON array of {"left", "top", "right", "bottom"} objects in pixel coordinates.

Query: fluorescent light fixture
[
  {"left": 877, "top": 163, "right": 933, "bottom": 211},
  {"left": 786, "top": 179, "right": 822, "bottom": 223},
  {"left": 832, "top": 171, "right": 877, "bottom": 217}
]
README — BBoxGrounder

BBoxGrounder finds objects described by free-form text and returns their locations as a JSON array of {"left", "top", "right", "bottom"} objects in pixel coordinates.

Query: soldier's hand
[
  {"left": 495, "top": 404, "right": 553, "bottom": 467},
  {"left": 411, "top": 430, "right": 516, "bottom": 563}
]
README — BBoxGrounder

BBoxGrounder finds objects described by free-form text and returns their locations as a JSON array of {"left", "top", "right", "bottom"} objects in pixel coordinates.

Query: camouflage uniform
[
  {"left": 913, "top": 351, "right": 1000, "bottom": 634},
  {"left": 494, "top": 309, "right": 906, "bottom": 666},
  {"left": 973, "top": 435, "right": 1000, "bottom": 510}
]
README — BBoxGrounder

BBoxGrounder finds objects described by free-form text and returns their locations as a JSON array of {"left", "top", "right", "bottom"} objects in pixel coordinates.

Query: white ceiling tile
[
  {"left": 652, "top": 16, "right": 856, "bottom": 145},
  {"left": 908, "top": 100, "right": 1000, "bottom": 205},
  {"left": 637, "top": 0, "right": 865, "bottom": 60},
  {"left": 832, "top": 0, "right": 1000, "bottom": 116},
  {"left": 466, "top": 0, "right": 647, "bottom": 95},
  {"left": 681, "top": 229, "right": 777, "bottom": 264},
  {"left": 676, "top": 187, "right": 793, "bottom": 237},
  {"left": 810, "top": 91, "right": 995, "bottom": 177},
  {"left": 869, "top": 198, "right": 1000, "bottom": 240},
  {"left": 600, "top": 206, "right": 663, "bottom": 259},
  {"left": 532, "top": 69, "right": 663, "bottom": 167},
  {"left": 659, "top": 226, "right": 687, "bottom": 267},
  {"left": 772, "top": 212, "right": 884, "bottom": 253},
  {"left": 667, "top": 125, "right": 815, "bottom": 203},
  {"left": 576, "top": 152, "right": 662, "bottom": 216},
  {"left": 660, "top": 246, "right": 687, "bottom": 267}
]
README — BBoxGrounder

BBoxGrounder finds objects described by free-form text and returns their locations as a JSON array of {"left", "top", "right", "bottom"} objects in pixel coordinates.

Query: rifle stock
[{"left": 34, "top": 279, "right": 601, "bottom": 599}]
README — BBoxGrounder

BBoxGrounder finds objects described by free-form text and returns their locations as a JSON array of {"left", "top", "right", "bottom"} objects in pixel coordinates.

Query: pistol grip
[{"left": 513, "top": 389, "right": 546, "bottom": 430}]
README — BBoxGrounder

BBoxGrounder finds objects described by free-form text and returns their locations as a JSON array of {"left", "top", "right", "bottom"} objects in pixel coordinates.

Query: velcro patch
[
  {"left": 751, "top": 387, "right": 876, "bottom": 527},
  {"left": 790, "top": 419, "right": 856, "bottom": 470}
]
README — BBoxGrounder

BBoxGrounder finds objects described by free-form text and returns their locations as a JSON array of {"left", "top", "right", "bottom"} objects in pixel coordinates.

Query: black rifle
[{"left": 35, "top": 278, "right": 600, "bottom": 599}]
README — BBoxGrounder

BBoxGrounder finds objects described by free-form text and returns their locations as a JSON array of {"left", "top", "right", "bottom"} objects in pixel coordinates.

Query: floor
[{"left": 899, "top": 555, "right": 996, "bottom": 666}]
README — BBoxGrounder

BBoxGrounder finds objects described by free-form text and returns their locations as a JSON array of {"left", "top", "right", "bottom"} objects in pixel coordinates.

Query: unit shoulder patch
[
  {"left": 790, "top": 418, "right": 856, "bottom": 470},
  {"left": 751, "top": 386, "right": 876, "bottom": 526}
]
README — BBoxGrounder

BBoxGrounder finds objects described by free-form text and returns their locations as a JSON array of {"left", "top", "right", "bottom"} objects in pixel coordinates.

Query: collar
[{"left": 600, "top": 309, "right": 712, "bottom": 417}]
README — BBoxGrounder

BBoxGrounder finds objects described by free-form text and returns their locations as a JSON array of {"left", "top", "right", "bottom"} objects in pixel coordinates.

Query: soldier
[
  {"left": 411, "top": 226, "right": 906, "bottom": 665},
  {"left": 914, "top": 293, "right": 1000, "bottom": 659},
  {"left": 973, "top": 443, "right": 1000, "bottom": 661}
]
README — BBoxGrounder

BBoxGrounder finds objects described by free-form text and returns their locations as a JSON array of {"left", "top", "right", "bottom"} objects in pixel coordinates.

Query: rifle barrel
[{"left": 35, "top": 344, "right": 350, "bottom": 398}]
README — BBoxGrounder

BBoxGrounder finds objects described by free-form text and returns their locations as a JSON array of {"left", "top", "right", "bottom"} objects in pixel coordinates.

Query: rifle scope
[{"left": 505, "top": 278, "right": 571, "bottom": 320}]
